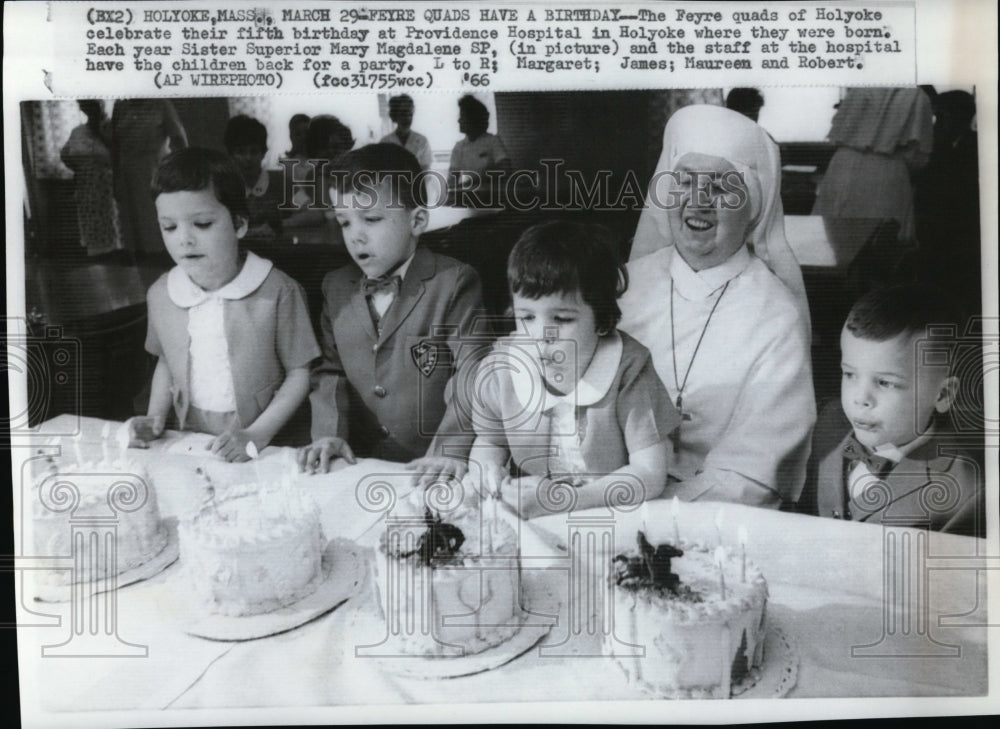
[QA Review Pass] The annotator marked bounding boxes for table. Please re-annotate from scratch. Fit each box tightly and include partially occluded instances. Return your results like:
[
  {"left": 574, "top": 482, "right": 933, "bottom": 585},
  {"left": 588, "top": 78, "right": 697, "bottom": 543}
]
[{"left": 16, "top": 417, "right": 994, "bottom": 724}]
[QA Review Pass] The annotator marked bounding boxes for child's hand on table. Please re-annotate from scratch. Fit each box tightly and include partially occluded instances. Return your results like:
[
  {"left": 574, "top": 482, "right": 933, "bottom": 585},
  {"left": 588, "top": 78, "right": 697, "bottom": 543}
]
[
  {"left": 502, "top": 474, "right": 581, "bottom": 519},
  {"left": 297, "top": 437, "right": 357, "bottom": 474},
  {"left": 405, "top": 456, "right": 468, "bottom": 490},
  {"left": 208, "top": 429, "right": 258, "bottom": 463},
  {"left": 124, "top": 415, "right": 165, "bottom": 449}
]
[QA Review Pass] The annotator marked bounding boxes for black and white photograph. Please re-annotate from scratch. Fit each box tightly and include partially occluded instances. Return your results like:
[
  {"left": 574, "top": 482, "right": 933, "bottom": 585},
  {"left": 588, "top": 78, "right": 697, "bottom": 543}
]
[{"left": 5, "top": 0, "right": 997, "bottom": 725}]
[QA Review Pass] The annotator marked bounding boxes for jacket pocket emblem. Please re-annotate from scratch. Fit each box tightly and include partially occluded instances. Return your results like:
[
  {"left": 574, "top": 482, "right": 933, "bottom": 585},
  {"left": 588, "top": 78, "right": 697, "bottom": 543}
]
[{"left": 411, "top": 340, "right": 438, "bottom": 377}]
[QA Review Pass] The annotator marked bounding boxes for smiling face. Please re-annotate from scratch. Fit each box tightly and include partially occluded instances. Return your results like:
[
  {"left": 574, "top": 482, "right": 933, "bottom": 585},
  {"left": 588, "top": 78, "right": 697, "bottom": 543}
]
[
  {"left": 511, "top": 289, "right": 600, "bottom": 394},
  {"left": 333, "top": 180, "right": 425, "bottom": 278},
  {"left": 667, "top": 152, "right": 754, "bottom": 271},
  {"left": 156, "top": 187, "right": 246, "bottom": 291},
  {"left": 840, "top": 328, "right": 955, "bottom": 449}
]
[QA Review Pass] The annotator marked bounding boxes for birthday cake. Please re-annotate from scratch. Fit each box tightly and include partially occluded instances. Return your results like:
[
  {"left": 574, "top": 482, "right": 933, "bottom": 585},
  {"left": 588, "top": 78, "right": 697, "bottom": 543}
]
[
  {"left": 371, "top": 505, "right": 522, "bottom": 657},
  {"left": 178, "top": 482, "right": 327, "bottom": 617},
  {"left": 32, "top": 453, "right": 168, "bottom": 587},
  {"left": 607, "top": 532, "right": 768, "bottom": 699}
]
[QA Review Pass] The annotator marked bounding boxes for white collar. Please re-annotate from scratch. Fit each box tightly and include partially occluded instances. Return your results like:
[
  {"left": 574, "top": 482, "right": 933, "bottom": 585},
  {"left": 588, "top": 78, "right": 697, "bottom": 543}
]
[
  {"left": 871, "top": 426, "right": 936, "bottom": 464},
  {"left": 247, "top": 169, "right": 269, "bottom": 198},
  {"left": 510, "top": 331, "right": 623, "bottom": 412},
  {"left": 669, "top": 245, "right": 752, "bottom": 300},
  {"left": 167, "top": 251, "right": 273, "bottom": 308}
]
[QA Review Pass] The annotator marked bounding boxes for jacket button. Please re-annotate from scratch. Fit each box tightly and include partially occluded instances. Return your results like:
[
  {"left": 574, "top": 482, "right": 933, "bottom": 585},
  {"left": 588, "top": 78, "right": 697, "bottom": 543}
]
[
  {"left": 373, "top": 385, "right": 387, "bottom": 398},
  {"left": 379, "top": 425, "right": 391, "bottom": 438},
  {"left": 372, "top": 343, "right": 379, "bottom": 353}
]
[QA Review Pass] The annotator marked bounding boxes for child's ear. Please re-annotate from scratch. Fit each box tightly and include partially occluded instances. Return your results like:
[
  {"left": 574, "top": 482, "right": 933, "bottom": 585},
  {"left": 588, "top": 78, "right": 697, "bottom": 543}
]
[
  {"left": 409, "top": 207, "right": 428, "bottom": 236},
  {"left": 934, "top": 375, "right": 959, "bottom": 413},
  {"left": 233, "top": 215, "right": 249, "bottom": 239}
]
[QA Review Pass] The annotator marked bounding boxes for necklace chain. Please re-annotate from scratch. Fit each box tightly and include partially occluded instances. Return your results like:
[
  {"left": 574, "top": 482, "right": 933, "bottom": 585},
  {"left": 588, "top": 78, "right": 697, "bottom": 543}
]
[{"left": 669, "top": 278, "right": 730, "bottom": 414}]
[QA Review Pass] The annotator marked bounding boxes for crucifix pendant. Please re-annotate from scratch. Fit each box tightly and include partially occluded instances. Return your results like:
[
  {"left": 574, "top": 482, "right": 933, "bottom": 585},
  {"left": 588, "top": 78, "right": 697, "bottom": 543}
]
[{"left": 670, "top": 394, "right": 692, "bottom": 449}]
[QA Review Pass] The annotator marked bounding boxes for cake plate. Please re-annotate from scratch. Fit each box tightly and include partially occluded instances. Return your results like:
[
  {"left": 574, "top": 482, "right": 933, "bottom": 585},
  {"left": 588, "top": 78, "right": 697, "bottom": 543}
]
[
  {"left": 33, "top": 517, "right": 180, "bottom": 603},
  {"left": 173, "top": 538, "right": 365, "bottom": 641},
  {"left": 348, "top": 568, "right": 561, "bottom": 679}
]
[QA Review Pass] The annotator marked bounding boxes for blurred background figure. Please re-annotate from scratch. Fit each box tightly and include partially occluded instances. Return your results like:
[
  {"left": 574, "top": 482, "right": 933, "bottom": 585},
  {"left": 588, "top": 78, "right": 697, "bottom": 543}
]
[
  {"left": 284, "top": 114, "right": 355, "bottom": 236},
  {"left": 726, "top": 88, "right": 765, "bottom": 122},
  {"left": 285, "top": 113, "right": 311, "bottom": 163},
  {"left": 811, "top": 87, "right": 934, "bottom": 240},
  {"left": 111, "top": 98, "right": 188, "bottom": 255},
  {"left": 381, "top": 95, "right": 432, "bottom": 171},
  {"left": 60, "top": 100, "right": 122, "bottom": 257},
  {"left": 224, "top": 114, "right": 283, "bottom": 240},
  {"left": 913, "top": 89, "right": 980, "bottom": 315},
  {"left": 448, "top": 95, "right": 512, "bottom": 200}
]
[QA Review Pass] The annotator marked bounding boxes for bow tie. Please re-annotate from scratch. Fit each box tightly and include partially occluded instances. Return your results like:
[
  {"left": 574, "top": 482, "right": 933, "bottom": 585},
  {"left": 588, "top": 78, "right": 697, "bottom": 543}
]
[
  {"left": 361, "top": 274, "right": 402, "bottom": 296},
  {"left": 841, "top": 435, "right": 895, "bottom": 479}
]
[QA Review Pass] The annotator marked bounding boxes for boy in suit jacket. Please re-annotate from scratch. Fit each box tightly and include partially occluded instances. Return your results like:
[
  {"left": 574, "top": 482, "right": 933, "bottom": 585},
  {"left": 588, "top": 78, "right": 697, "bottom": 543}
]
[
  {"left": 299, "top": 144, "right": 486, "bottom": 479},
  {"left": 803, "top": 285, "right": 983, "bottom": 536}
]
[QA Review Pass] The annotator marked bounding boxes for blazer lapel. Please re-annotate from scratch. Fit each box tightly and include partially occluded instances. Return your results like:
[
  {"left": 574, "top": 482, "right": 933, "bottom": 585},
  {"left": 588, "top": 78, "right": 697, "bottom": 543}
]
[
  {"left": 377, "top": 247, "right": 433, "bottom": 343},
  {"left": 347, "top": 269, "right": 378, "bottom": 342}
]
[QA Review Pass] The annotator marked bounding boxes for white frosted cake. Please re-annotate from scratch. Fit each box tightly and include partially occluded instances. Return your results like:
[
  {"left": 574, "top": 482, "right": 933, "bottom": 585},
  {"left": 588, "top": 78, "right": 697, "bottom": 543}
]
[
  {"left": 178, "top": 482, "right": 326, "bottom": 617},
  {"left": 607, "top": 532, "right": 768, "bottom": 699},
  {"left": 33, "top": 455, "right": 168, "bottom": 586},
  {"left": 372, "top": 506, "right": 522, "bottom": 657}
]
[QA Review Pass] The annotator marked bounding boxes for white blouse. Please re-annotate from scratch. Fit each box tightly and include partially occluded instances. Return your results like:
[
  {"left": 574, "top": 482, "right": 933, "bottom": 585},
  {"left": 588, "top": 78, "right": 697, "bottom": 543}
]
[{"left": 167, "top": 252, "right": 273, "bottom": 413}]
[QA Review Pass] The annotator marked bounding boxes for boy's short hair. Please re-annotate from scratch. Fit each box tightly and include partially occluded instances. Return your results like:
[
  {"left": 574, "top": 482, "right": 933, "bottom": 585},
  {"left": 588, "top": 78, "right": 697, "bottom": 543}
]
[
  {"left": 508, "top": 220, "right": 628, "bottom": 333},
  {"left": 331, "top": 143, "right": 425, "bottom": 210},
  {"left": 151, "top": 147, "right": 249, "bottom": 221},
  {"left": 388, "top": 94, "right": 415, "bottom": 120},
  {"left": 458, "top": 95, "right": 490, "bottom": 133},
  {"left": 306, "top": 115, "right": 355, "bottom": 159},
  {"left": 845, "top": 284, "right": 963, "bottom": 363},
  {"left": 289, "top": 113, "right": 310, "bottom": 128},
  {"left": 223, "top": 115, "right": 267, "bottom": 153}
]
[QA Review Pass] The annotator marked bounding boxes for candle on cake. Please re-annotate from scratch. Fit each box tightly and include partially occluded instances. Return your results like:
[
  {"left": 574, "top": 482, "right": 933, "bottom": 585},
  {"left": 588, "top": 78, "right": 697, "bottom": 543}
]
[
  {"left": 714, "top": 545, "right": 727, "bottom": 600},
  {"left": 714, "top": 507, "right": 724, "bottom": 547},
  {"left": 738, "top": 526, "right": 748, "bottom": 583},
  {"left": 100, "top": 422, "right": 113, "bottom": 463},
  {"left": 671, "top": 496, "right": 680, "bottom": 544},
  {"left": 116, "top": 424, "right": 130, "bottom": 465}
]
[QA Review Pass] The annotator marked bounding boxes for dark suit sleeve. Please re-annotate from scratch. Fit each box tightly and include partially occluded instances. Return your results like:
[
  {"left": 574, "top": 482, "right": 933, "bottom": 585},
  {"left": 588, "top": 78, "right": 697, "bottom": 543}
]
[
  {"left": 309, "top": 277, "right": 351, "bottom": 442},
  {"left": 426, "top": 264, "right": 489, "bottom": 459},
  {"left": 799, "top": 399, "right": 850, "bottom": 516}
]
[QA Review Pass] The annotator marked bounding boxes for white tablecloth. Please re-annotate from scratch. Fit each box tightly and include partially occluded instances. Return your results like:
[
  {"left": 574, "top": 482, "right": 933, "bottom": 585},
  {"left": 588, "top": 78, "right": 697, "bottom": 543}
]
[{"left": 16, "top": 417, "right": 992, "bottom": 722}]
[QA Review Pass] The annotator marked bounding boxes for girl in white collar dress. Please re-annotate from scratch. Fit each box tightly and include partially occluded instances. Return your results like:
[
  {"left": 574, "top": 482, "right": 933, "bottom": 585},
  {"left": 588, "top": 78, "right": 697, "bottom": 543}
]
[
  {"left": 467, "top": 221, "right": 678, "bottom": 518},
  {"left": 127, "top": 148, "right": 320, "bottom": 461}
]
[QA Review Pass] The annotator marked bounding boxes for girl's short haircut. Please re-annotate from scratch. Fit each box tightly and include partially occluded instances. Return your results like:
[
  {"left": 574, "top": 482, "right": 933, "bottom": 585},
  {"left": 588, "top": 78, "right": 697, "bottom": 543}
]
[
  {"left": 150, "top": 147, "right": 249, "bottom": 221},
  {"left": 306, "top": 115, "right": 355, "bottom": 159},
  {"left": 223, "top": 114, "right": 267, "bottom": 153},
  {"left": 331, "top": 143, "right": 426, "bottom": 210},
  {"left": 508, "top": 220, "right": 628, "bottom": 333}
]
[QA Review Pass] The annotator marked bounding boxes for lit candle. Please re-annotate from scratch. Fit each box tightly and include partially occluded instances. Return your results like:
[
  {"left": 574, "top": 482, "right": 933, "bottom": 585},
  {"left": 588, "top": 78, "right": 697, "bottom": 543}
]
[
  {"left": 72, "top": 435, "right": 84, "bottom": 465},
  {"left": 116, "top": 424, "right": 130, "bottom": 465},
  {"left": 100, "top": 422, "right": 112, "bottom": 463},
  {"left": 641, "top": 499, "right": 650, "bottom": 536},
  {"left": 671, "top": 496, "right": 680, "bottom": 545},
  {"left": 738, "top": 526, "right": 748, "bottom": 583},
  {"left": 714, "top": 507, "right": 724, "bottom": 547},
  {"left": 714, "top": 545, "right": 727, "bottom": 600}
]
